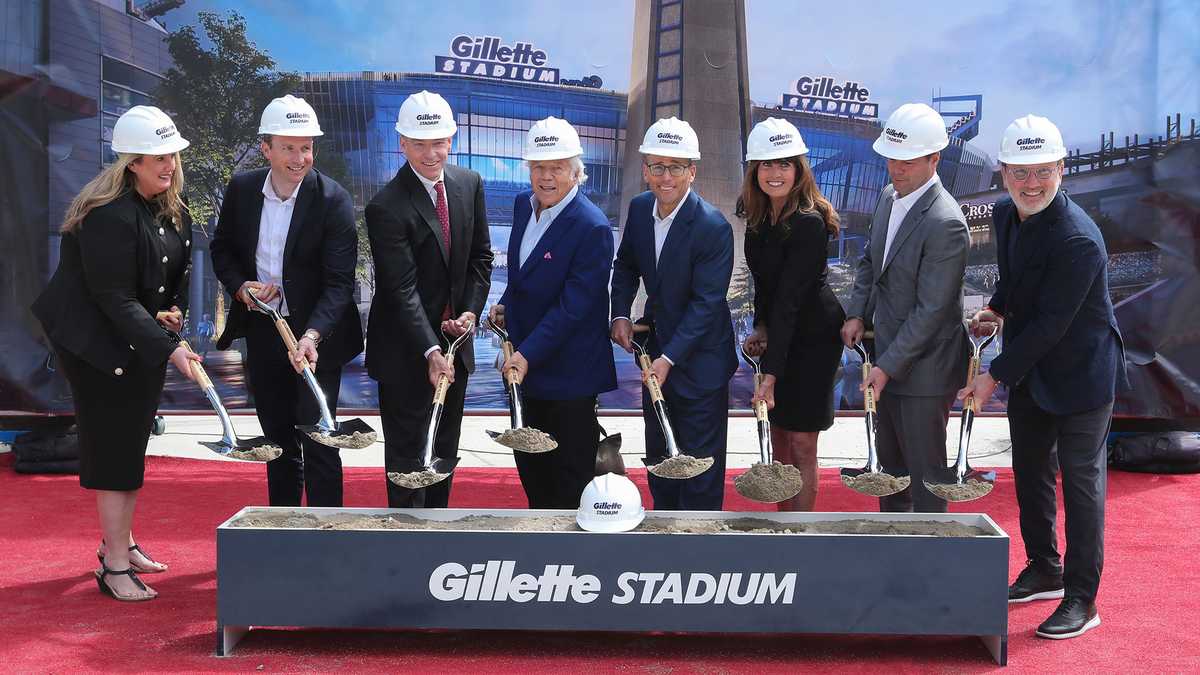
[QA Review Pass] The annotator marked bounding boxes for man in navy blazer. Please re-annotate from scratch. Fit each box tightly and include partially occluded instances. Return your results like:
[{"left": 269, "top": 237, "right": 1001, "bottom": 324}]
[
  {"left": 962, "top": 115, "right": 1128, "bottom": 640},
  {"left": 490, "top": 117, "right": 617, "bottom": 508},
  {"left": 611, "top": 117, "right": 737, "bottom": 511}
]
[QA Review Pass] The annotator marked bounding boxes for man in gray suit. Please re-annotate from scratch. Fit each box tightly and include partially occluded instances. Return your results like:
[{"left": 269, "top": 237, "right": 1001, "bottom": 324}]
[{"left": 842, "top": 103, "right": 970, "bottom": 513}]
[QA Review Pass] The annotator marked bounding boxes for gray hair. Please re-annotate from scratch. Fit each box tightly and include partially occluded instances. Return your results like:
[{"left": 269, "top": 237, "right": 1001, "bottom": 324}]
[{"left": 526, "top": 156, "right": 588, "bottom": 185}]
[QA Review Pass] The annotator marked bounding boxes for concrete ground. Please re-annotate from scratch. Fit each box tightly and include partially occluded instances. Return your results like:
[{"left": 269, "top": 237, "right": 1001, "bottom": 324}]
[{"left": 142, "top": 412, "right": 1014, "bottom": 469}]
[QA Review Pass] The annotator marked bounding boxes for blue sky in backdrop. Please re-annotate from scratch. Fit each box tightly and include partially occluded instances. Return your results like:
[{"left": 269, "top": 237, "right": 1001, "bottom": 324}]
[{"left": 168, "top": 0, "right": 1199, "bottom": 154}]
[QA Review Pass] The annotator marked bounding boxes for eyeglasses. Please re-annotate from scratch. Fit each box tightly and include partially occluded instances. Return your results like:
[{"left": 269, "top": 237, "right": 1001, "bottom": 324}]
[
  {"left": 1006, "top": 165, "right": 1059, "bottom": 181},
  {"left": 645, "top": 162, "right": 691, "bottom": 177}
]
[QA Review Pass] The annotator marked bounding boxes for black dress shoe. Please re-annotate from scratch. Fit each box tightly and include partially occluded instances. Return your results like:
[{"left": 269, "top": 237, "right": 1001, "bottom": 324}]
[
  {"left": 1009, "top": 560, "right": 1064, "bottom": 603},
  {"left": 1036, "top": 597, "right": 1100, "bottom": 639}
]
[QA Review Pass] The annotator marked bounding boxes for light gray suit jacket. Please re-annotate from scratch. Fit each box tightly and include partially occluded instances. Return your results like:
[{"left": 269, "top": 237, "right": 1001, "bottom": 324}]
[{"left": 846, "top": 181, "right": 970, "bottom": 397}]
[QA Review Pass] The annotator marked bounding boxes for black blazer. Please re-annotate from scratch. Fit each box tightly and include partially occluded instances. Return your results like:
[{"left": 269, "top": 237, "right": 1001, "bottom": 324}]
[
  {"left": 209, "top": 168, "right": 362, "bottom": 367},
  {"left": 987, "top": 191, "right": 1129, "bottom": 414},
  {"left": 364, "top": 163, "right": 493, "bottom": 383},
  {"left": 744, "top": 211, "right": 846, "bottom": 376},
  {"left": 33, "top": 190, "right": 190, "bottom": 376}
]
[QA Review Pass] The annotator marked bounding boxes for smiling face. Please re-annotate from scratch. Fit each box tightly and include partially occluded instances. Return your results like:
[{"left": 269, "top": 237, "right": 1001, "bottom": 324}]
[
  {"left": 642, "top": 154, "right": 696, "bottom": 215},
  {"left": 261, "top": 135, "right": 315, "bottom": 192},
  {"left": 755, "top": 158, "right": 797, "bottom": 205},
  {"left": 127, "top": 153, "right": 178, "bottom": 198},
  {"left": 1002, "top": 160, "right": 1064, "bottom": 220},
  {"left": 401, "top": 135, "right": 453, "bottom": 181},
  {"left": 528, "top": 158, "right": 576, "bottom": 209}
]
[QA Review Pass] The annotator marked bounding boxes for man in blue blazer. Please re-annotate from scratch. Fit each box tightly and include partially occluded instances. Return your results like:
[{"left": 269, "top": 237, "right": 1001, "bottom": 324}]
[
  {"left": 611, "top": 117, "right": 737, "bottom": 511},
  {"left": 961, "top": 115, "right": 1128, "bottom": 640},
  {"left": 490, "top": 117, "right": 617, "bottom": 508}
]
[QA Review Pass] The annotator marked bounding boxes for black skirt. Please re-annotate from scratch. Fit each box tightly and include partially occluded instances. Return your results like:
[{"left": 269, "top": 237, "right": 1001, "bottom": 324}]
[
  {"left": 768, "top": 328, "right": 844, "bottom": 433},
  {"left": 52, "top": 341, "right": 166, "bottom": 491}
]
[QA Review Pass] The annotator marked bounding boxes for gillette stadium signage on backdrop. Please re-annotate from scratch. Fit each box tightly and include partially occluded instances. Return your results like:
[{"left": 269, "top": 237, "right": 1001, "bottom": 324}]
[
  {"left": 780, "top": 76, "right": 879, "bottom": 120},
  {"left": 436, "top": 34, "right": 560, "bottom": 84}
]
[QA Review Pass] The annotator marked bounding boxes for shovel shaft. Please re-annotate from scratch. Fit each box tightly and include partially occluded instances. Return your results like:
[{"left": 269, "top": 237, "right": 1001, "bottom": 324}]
[
  {"left": 432, "top": 373, "right": 450, "bottom": 405},
  {"left": 299, "top": 366, "right": 338, "bottom": 431},
  {"left": 756, "top": 419, "right": 772, "bottom": 465},
  {"left": 422, "top": 400, "right": 444, "bottom": 467},
  {"left": 507, "top": 379, "right": 525, "bottom": 429},
  {"left": 500, "top": 340, "right": 521, "bottom": 386},
  {"left": 652, "top": 398, "right": 682, "bottom": 458},
  {"left": 179, "top": 340, "right": 237, "bottom": 448},
  {"left": 955, "top": 408, "right": 975, "bottom": 478},
  {"left": 639, "top": 354, "right": 665, "bottom": 402}
]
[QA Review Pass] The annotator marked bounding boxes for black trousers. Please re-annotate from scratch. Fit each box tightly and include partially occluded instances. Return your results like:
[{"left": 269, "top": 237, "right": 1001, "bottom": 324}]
[
  {"left": 244, "top": 314, "right": 344, "bottom": 507},
  {"left": 1009, "top": 385, "right": 1112, "bottom": 603},
  {"left": 875, "top": 391, "right": 956, "bottom": 513},
  {"left": 379, "top": 365, "right": 469, "bottom": 508},
  {"left": 514, "top": 395, "right": 599, "bottom": 509},
  {"left": 643, "top": 383, "right": 728, "bottom": 511}
]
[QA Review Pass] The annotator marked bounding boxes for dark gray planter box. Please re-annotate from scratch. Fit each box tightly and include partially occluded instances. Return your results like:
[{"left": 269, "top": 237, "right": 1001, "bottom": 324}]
[{"left": 216, "top": 508, "right": 1009, "bottom": 664}]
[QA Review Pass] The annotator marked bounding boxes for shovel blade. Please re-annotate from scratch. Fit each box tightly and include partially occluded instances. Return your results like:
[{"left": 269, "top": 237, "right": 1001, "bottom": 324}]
[
  {"left": 923, "top": 469, "right": 996, "bottom": 502},
  {"left": 200, "top": 438, "right": 283, "bottom": 462},
  {"left": 299, "top": 418, "right": 377, "bottom": 449},
  {"left": 839, "top": 467, "right": 911, "bottom": 497}
]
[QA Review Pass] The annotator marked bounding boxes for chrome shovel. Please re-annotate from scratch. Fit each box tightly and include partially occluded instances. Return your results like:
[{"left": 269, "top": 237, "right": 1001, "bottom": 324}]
[
  {"left": 840, "top": 335, "right": 910, "bottom": 497},
  {"left": 482, "top": 317, "right": 558, "bottom": 453},
  {"left": 179, "top": 339, "right": 281, "bottom": 462},
  {"left": 733, "top": 342, "right": 803, "bottom": 504},
  {"left": 630, "top": 324, "right": 712, "bottom": 480}
]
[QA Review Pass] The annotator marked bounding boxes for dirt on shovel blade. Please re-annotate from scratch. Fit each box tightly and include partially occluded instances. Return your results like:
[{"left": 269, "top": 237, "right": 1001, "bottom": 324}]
[
  {"left": 227, "top": 445, "right": 282, "bottom": 462},
  {"left": 649, "top": 454, "right": 714, "bottom": 478},
  {"left": 926, "top": 478, "right": 994, "bottom": 502},
  {"left": 493, "top": 427, "right": 557, "bottom": 453},
  {"left": 387, "top": 470, "right": 447, "bottom": 489},
  {"left": 307, "top": 429, "right": 376, "bottom": 449},
  {"left": 841, "top": 471, "right": 911, "bottom": 496},
  {"left": 734, "top": 462, "right": 804, "bottom": 502}
]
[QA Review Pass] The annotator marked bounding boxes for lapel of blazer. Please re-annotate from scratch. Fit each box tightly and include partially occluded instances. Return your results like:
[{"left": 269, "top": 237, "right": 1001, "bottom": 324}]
[
  {"left": 870, "top": 191, "right": 892, "bottom": 279},
  {"left": 881, "top": 183, "right": 941, "bottom": 275},
  {"left": 509, "top": 194, "right": 532, "bottom": 281},
  {"left": 444, "top": 167, "right": 468, "bottom": 273},
  {"left": 245, "top": 170, "right": 267, "bottom": 270},
  {"left": 282, "top": 171, "right": 317, "bottom": 273},
  {"left": 653, "top": 191, "right": 698, "bottom": 292},
  {"left": 402, "top": 163, "right": 449, "bottom": 267},
  {"left": 522, "top": 192, "right": 581, "bottom": 276}
]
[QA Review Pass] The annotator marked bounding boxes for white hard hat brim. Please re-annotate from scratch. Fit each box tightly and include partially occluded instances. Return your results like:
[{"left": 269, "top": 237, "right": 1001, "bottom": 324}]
[
  {"left": 112, "top": 136, "right": 191, "bottom": 155},
  {"left": 872, "top": 135, "right": 948, "bottom": 161},
  {"left": 997, "top": 149, "right": 1068, "bottom": 165},
  {"left": 746, "top": 146, "right": 809, "bottom": 161}
]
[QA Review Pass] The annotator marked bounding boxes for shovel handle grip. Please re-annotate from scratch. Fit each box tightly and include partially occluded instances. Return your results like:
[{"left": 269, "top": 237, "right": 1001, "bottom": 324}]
[
  {"left": 860, "top": 362, "right": 877, "bottom": 414},
  {"left": 965, "top": 353, "right": 982, "bottom": 414},
  {"left": 273, "top": 317, "right": 313, "bottom": 372},
  {"left": 752, "top": 372, "right": 769, "bottom": 420},
  {"left": 178, "top": 340, "right": 213, "bottom": 389},
  {"left": 638, "top": 353, "right": 665, "bottom": 402},
  {"left": 433, "top": 373, "right": 450, "bottom": 405},
  {"left": 501, "top": 340, "right": 521, "bottom": 385}
]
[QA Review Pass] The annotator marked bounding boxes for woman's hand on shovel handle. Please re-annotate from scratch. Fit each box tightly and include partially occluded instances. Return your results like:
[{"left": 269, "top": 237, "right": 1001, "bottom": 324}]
[
  {"left": 169, "top": 344, "right": 203, "bottom": 383},
  {"left": 752, "top": 373, "right": 776, "bottom": 410},
  {"left": 156, "top": 306, "right": 183, "bottom": 332}
]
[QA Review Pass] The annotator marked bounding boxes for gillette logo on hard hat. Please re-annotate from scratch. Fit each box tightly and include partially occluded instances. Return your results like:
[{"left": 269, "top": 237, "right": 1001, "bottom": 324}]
[
  {"left": 657, "top": 132, "right": 684, "bottom": 143},
  {"left": 155, "top": 125, "right": 176, "bottom": 138},
  {"left": 884, "top": 128, "right": 908, "bottom": 141},
  {"left": 1016, "top": 137, "right": 1047, "bottom": 148},
  {"left": 534, "top": 135, "right": 559, "bottom": 146}
]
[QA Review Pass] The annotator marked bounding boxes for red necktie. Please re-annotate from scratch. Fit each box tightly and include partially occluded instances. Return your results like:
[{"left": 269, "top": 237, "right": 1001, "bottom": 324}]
[{"left": 435, "top": 180, "right": 452, "bottom": 320}]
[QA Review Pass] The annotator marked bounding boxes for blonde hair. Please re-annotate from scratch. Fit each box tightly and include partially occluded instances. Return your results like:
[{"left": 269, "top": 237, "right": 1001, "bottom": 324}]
[{"left": 61, "top": 153, "right": 187, "bottom": 233}]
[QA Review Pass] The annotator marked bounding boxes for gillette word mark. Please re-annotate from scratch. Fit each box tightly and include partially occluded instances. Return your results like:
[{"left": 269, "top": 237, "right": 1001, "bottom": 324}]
[
  {"left": 428, "top": 561, "right": 796, "bottom": 605},
  {"left": 436, "top": 34, "right": 559, "bottom": 84}
]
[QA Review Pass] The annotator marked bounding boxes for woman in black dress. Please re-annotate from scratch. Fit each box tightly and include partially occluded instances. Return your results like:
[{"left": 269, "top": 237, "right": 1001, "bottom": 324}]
[
  {"left": 33, "top": 106, "right": 200, "bottom": 601},
  {"left": 739, "top": 118, "right": 846, "bottom": 511}
]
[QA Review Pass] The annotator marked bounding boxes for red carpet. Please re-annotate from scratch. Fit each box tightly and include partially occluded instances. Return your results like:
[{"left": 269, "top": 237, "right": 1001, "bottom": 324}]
[{"left": 1, "top": 453, "right": 1198, "bottom": 672}]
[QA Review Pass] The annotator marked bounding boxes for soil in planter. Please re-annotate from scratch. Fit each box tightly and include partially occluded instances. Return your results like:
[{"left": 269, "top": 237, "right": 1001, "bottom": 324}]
[
  {"left": 926, "top": 478, "right": 994, "bottom": 502},
  {"left": 493, "top": 427, "right": 558, "bottom": 453},
  {"left": 227, "top": 445, "right": 282, "bottom": 462},
  {"left": 648, "top": 454, "right": 714, "bottom": 478},
  {"left": 387, "top": 470, "right": 449, "bottom": 489},
  {"left": 307, "top": 430, "right": 377, "bottom": 449},
  {"left": 734, "top": 462, "right": 804, "bottom": 503},
  {"left": 840, "top": 471, "right": 911, "bottom": 496}
]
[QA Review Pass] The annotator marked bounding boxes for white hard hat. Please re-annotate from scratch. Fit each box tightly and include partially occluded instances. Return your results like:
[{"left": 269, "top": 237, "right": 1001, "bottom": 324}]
[
  {"left": 577, "top": 473, "right": 645, "bottom": 533},
  {"left": 638, "top": 117, "right": 701, "bottom": 160},
  {"left": 998, "top": 114, "right": 1067, "bottom": 165},
  {"left": 872, "top": 103, "right": 949, "bottom": 161},
  {"left": 258, "top": 94, "right": 323, "bottom": 137},
  {"left": 110, "top": 105, "right": 189, "bottom": 155},
  {"left": 746, "top": 117, "right": 808, "bottom": 161},
  {"left": 523, "top": 116, "right": 583, "bottom": 161},
  {"left": 396, "top": 90, "right": 458, "bottom": 139}
]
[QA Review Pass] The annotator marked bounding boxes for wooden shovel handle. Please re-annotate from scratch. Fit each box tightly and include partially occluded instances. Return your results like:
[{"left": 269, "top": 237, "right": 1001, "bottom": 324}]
[
  {"left": 965, "top": 353, "right": 982, "bottom": 414},
  {"left": 272, "top": 317, "right": 313, "bottom": 372},
  {"left": 501, "top": 340, "right": 521, "bottom": 385},
  {"left": 752, "top": 372, "right": 769, "bottom": 421},
  {"left": 861, "top": 362, "right": 877, "bottom": 414},
  {"left": 178, "top": 340, "right": 213, "bottom": 389},
  {"left": 433, "top": 373, "right": 450, "bottom": 405},
  {"left": 638, "top": 353, "right": 665, "bottom": 402}
]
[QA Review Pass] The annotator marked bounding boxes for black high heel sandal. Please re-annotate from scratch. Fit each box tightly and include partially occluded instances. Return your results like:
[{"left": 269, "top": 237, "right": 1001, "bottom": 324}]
[
  {"left": 95, "top": 561, "right": 156, "bottom": 602},
  {"left": 96, "top": 541, "right": 167, "bottom": 574}
]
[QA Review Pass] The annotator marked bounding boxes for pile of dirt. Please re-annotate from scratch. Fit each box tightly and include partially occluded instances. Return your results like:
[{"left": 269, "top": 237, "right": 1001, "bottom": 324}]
[
  {"left": 307, "top": 429, "right": 376, "bottom": 449},
  {"left": 387, "top": 470, "right": 448, "bottom": 488},
  {"left": 492, "top": 427, "right": 558, "bottom": 453},
  {"left": 925, "top": 478, "right": 994, "bottom": 502},
  {"left": 840, "top": 471, "right": 910, "bottom": 496},
  {"left": 734, "top": 462, "right": 804, "bottom": 503},
  {"left": 648, "top": 454, "right": 714, "bottom": 478},
  {"left": 227, "top": 445, "right": 282, "bottom": 462}
]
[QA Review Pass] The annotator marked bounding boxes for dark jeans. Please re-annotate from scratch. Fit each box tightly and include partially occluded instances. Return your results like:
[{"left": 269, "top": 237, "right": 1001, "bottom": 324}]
[
  {"left": 1009, "top": 385, "right": 1112, "bottom": 603},
  {"left": 514, "top": 395, "right": 600, "bottom": 509}
]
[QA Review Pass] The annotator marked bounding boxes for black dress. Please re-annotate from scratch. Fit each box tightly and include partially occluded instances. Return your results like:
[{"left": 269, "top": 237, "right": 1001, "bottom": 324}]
[
  {"left": 744, "top": 211, "right": 846, "bottom": 432},
  {"left": 33, "top": 191, "right": 190, "bottom": 490}
]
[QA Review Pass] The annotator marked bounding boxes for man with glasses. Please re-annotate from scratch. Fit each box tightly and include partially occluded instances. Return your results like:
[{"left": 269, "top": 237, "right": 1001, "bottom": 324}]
[
  {"left": 611, "top": 117, "right": 737, "bottom": 511},
  {"left": 960, "top": 114, "right": 1127, "bottom": 640}
]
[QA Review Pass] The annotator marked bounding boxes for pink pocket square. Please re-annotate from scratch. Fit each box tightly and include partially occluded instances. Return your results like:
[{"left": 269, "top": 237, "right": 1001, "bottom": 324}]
[{"left": 543, "top": 252, "right": 552, "bottom": 260}]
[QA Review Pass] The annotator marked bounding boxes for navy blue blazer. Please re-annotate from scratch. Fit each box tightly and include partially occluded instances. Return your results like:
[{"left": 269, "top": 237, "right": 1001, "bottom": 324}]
[
  {"left": 987, "top": 191, "right": 1129, "bottom": 414},
  {"left": 611, "top": 190, "right": 737, "bottom": 398},
  {"left": 499, "top": 189, "right": 617, "bottom": 400}
]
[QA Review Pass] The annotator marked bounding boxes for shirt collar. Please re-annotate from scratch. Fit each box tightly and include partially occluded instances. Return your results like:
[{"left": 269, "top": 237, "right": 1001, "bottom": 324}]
[
  {"left": 652, "top": 188, "right": 691, "bottom": 227},
  {"left": 411, "top": 165, "right": 445, "bottom": 192},
  {"left": 894, "top": 173, "right": 939, "bottom": 210},
  {"left": 262, "top": 171, "right": 302, "bottom": 204},
  {"left": 529, "top": 184, "right": 579, "bottom": 221}
]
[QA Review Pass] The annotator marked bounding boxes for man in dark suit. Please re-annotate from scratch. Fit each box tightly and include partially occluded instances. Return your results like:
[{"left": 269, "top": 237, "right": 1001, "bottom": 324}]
[
  {"left": 842, "top": 103, "right": 971, "bottom": 513},
  {"left": 611, "top": 117, "right": 737, "bottom": 511},
  {"left": 365, "top": 90, "right": 493, "bottom": 508},
  {"left": 489, "top": 116, "right": 617, "bottom": 508},
  {"left": 210, "top": 95, "right": 362, "bottom": 507},
  {"left": 962, "top": 115, "right": 1128, "bottom": 640}
]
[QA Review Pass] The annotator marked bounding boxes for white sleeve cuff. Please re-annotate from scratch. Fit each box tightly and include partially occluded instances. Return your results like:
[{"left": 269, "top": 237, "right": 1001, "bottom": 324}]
[
  {"left": 423, "top": 345, "right": 442, "bottom": 359},
  {"left": 660, "top": 353, "right": 675, "bottom": 366},
  {"left": 610, "top": 316, "right": 631, "bottom": 325}
]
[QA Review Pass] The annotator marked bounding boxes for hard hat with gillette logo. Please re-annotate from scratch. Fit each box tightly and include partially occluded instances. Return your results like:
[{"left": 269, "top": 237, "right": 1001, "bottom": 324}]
[
  {"left": 872, "top": 103, "right": 949, "bottom": 161},
  {"left": 638, "top": 117, "right": 701, "bottom": 160},
  {"left": 524, "top": 116, "right": 583, "bottom": 161},
  {"left": 258, "top": 95, "right": 323, "bottom": 137},
  {"left": 577, "top": 473, "right": 645, "bottom": 533},
  {"left": 396, "top": 90, "right": 458, "bottom": 139},
  {"left": 998, "top": 114, "right": 1067, "bottom": 165},
  {"left": 746, "top": 117, "right": 808, "bottom": 161},
  {"left": 110, "top": 106, "right": 190, "bottom": 155}
]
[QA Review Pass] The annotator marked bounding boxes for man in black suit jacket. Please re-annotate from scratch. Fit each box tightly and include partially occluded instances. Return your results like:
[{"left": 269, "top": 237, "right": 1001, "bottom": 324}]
[
  {"left": 210, "top": 96, "right": 362, "bottom": 507},
  {"left": 365, "top": 90, "right": 493, "bottom": 508},
  {"left": 962, "top": 115, "right": 1128, "bottom": 640}
]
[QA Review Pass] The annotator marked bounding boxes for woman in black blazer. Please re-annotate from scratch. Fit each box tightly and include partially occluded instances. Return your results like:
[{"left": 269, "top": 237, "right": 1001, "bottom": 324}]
[
  {"left": 739, "top": 118, "right": 846, "bottom": 511},
  {"left": 32, "top": 106, "right": 200, "bottom": 601}
]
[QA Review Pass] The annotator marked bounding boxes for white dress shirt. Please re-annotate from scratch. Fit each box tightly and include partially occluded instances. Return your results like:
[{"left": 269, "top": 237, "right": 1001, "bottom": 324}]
[
  {"left": 882, "top": 173, "right": 940, "bottom": 266},
  {"left": 411, "top": 166, "right": 450, "bottom": 359},
  {"left": 520, "top": 184, "right": 578, "bottom": 267},
  {"left": 653, "top": 188, "right": 690, "bottom": 266},
  {"left": 256, "top": 172, "right": 302, "bottom": 316}
]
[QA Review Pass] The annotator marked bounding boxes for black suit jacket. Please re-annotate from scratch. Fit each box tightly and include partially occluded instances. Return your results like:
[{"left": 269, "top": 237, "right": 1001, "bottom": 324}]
[
  {"left": 987, "top": 191, "right": 1129, "bottom": 414},
  {"left": 744, "top": 211, "right": 846, "bottom": 377},
  {"left": 209, "top": 168, "right": 363, "bottom": 366},
  {"left": 33, "top": 190, "right": 190, "bottom": 375},
  {"left": 364, "top": 163, "right": 493, "bottom": 383}
]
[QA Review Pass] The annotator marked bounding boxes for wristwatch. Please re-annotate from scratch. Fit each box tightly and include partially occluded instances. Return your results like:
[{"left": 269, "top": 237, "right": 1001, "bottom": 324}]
[{"left": 302, "top": 329, "right": 322, "bottom": 345}]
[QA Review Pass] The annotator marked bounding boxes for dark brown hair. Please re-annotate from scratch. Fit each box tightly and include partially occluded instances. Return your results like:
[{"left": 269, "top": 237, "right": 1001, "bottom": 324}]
[{"left": 736, "top": 155, "right": 839, "bottom": 237}]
